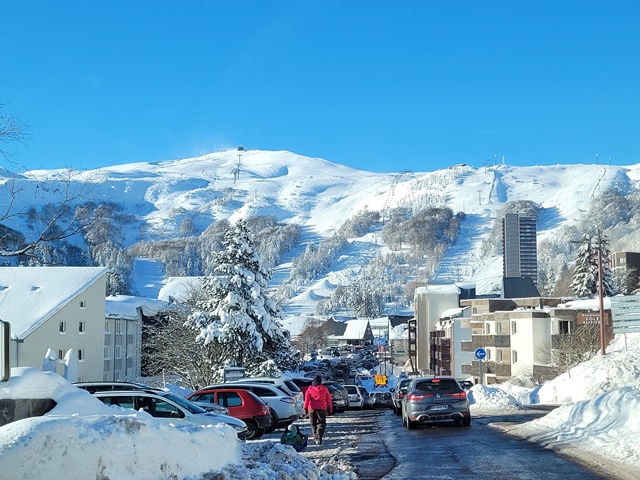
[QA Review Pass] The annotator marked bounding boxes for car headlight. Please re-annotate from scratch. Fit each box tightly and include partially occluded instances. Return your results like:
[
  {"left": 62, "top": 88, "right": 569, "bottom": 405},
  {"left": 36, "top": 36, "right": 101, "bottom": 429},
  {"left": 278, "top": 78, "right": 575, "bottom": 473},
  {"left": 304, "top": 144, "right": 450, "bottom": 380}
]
[{"left": 228, "top": 423, "right": 247, "bottom": 432}]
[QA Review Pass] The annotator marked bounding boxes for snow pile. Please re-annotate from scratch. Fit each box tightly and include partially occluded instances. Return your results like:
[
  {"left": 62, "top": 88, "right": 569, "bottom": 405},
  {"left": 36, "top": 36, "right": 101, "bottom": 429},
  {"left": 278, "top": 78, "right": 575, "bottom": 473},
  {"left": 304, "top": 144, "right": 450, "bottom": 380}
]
[
  {"left": 495, "top": 333, "right": 640, "bottom": 469},
  {"left": 0, "top": 368, "right": 353, "bottom": 480},
  {"left": 513, "top": 387, "right": 640, "bottom": 468},
  {"left": 468, "top": 384, "right": 523, "bottom": 412},
  {"left": 536, "top": 334, "right": 640, "bottom": 404}
]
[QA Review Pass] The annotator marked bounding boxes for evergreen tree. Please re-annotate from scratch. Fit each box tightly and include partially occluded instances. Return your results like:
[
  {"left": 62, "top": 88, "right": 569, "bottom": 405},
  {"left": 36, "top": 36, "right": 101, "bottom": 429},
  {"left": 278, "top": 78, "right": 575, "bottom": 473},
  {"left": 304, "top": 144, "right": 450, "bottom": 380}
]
[
  {"left": 570, "top": 233, "right": 618, "bottom": 298},
  {"left": 186, "top": 219, "right": 295, "bottom": 373}
]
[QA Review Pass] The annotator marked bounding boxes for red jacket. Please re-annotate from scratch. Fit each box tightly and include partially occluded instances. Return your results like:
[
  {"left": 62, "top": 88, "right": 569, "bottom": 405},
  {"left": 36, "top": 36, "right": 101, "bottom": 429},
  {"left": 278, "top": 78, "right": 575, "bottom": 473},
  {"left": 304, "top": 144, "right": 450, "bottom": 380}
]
[{"left": 304, "top": 384, "right": 333, "bottom": 412}]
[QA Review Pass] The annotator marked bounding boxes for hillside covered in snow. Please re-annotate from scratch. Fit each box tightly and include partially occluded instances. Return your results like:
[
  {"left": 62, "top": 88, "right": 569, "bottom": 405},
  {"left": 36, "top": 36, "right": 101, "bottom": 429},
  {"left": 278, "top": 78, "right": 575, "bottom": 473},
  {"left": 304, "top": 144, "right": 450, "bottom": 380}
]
[{"left": 3, "top": 150, "right": 640, "bottom": 308}]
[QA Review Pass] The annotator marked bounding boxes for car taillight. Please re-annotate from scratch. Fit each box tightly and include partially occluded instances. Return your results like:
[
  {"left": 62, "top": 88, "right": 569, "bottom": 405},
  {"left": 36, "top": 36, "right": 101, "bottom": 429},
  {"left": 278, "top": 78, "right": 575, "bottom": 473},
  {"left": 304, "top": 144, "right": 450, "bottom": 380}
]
[
  {"left": 445, "top": 391, "right": 467, "bottom": 399},
  {"left": 262, "top": 405, "right": 270, "bottom": 415},
  {"left": 408, "top": 393, "right": 434, "bottom": 401}
]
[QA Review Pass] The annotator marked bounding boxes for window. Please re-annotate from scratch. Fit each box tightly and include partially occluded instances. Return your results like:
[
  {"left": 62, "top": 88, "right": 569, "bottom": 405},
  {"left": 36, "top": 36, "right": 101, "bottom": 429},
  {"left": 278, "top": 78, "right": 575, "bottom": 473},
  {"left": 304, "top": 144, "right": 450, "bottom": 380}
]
[
  {"left": 58, "top": 349, "right": 64, "bottom": 360},
  {"left": 485, "top": 323, "right": 491, "bottom": 335},
  {"left": 512, "top": 350, "right": 518, "bottom": 364},
  {"left": 115, "top": 345, "right": 122, "bottom": 359},
  {"left": 219, "top": 392, "right": 243, "bottom": 408},
  {"left": 79, "top": 321, "right": 85, "bottom": 334},
  {"left": 497, "top": 350, "right": 503, "bottom": 362},
  {"left": 486, "top": 349, "right": 491, "bottom": 360},
  {"left": 252, "top": 387, "right": 276, "bottom": 397},
  {"left": 191, "top": 393, "right": 216, "bottom": 404},
  {"left": 78, "top": 349, "right": 85, "bottom": 362},
  {"left": 59, "top": 321, "right": 66, "bottom": 334},
  {"left": 79, "top": 301, "right": 86, "bottom": 309},
  {"left": 116, "top": 321, "right": 122, "bottom": 334},
  {"left": 496, "top": 322, "right": 502, "bottom": 334},
  {"left": 146, "top": 397, "right": 182, "bottom": 418},
  {"left": 511, "top": 321, "right": 517, "bottom": 334},
  {"left": 105, "top": 321, "right": 110, "bottom": 333},
  {"left": 104, "top": 346, "right": 110, "bottom": 359}
]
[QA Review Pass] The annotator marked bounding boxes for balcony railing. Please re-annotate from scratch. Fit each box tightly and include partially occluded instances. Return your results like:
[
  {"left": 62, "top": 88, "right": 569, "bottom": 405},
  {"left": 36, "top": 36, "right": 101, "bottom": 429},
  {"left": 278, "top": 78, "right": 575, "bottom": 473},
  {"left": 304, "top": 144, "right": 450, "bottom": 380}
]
[{"left": 461, "top": 335, "right": 510, "bottom": 351}]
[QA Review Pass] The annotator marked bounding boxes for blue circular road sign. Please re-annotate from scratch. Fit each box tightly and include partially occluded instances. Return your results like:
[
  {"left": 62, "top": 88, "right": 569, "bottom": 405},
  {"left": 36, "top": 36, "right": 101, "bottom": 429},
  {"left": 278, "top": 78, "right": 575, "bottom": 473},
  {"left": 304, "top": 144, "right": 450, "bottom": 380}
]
[{"left": 474, "top": 348, "right": 487, "bottom": 360}]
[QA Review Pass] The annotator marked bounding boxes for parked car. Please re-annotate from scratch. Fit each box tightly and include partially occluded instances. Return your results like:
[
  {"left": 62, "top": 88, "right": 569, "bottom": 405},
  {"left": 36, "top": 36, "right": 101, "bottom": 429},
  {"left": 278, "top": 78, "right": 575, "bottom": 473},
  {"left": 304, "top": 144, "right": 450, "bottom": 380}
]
[
  {"left": 401, "top": 377, "right": 471, "bottom": 429},
  {"left": 93, "top": 389, "right": 248, "bottom": 439},
  {"left": 202, "top": 383, "right": 301, "bottom": 431},
  {"left": 343, "top": 384, "right": 363, "bottom": 409},
  {"left": 391, "top": 378, "right": 412, "bottom": 415},
  {"left": 324, "top": 384, "right": 347, "bottom": 413},
  {"left": 225, "top": 377, "right": 304, "bottom": 419},
  {"left": 73, "top": 381, "right": 158, "bottom": 393},
  {"left": 371, "top": 391, "right": 393, "bottom": 409},
  {"left": 74, "top": 381, "right": 231, "bottom": 414},
  {"left": 334, "top": 369, "right": 345, "bottom": 378},
  {"left": 358, "top": 386, "right": 373, "bottom": 409},
  {"left": 323, "top": 381, "right": 350, "bottom": 410},
  {"left": 289, "top": 377, "right": 313, "bottom": 398},
  {"left": 186, "top": 388, "right": 273, "bottom": 439},
  {"left": 227, "top": 377, "right": 303, "bottom": 403}
]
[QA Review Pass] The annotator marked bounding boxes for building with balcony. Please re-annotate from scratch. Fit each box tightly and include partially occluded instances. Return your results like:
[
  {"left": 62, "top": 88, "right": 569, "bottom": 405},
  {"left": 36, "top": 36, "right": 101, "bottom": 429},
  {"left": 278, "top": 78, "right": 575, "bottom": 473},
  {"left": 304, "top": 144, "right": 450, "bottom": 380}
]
[{"left": 459, "top": 296, "right": 613, "bottom": 384}]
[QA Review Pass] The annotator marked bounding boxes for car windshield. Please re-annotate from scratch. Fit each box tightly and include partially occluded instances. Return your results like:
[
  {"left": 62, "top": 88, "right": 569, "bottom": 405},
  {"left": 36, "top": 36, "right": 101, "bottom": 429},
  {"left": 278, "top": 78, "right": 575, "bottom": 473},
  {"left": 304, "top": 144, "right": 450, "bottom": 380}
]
[
  {"left": 415, "top": 379, "right": 459, "bottom": 392},
  {"left": 164, "top": 393, "right": 207, "bottom": 414}
]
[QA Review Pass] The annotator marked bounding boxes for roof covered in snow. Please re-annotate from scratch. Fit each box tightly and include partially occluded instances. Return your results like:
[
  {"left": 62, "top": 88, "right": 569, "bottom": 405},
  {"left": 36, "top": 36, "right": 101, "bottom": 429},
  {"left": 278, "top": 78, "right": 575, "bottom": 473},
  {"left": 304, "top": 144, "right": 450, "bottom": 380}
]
[
  {"left": 157, "top": 276, "right": 203, "bottom": 303},
  {"left": 416, "top": 283, "right": 461, "bottom": 296},
  {"left": 0, "top": 266, "right": 108, "bottom": 339},
  {"left": 106, "top": 295, "right": 170, "bottom": 320}
]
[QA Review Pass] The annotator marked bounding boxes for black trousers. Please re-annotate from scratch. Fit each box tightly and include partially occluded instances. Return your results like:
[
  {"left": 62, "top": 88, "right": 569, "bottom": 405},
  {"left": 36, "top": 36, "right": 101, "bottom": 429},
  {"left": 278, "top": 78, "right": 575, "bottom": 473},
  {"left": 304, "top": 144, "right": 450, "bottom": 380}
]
[{"left": 309, "top": 409, "right": 328, "bottom": 441}]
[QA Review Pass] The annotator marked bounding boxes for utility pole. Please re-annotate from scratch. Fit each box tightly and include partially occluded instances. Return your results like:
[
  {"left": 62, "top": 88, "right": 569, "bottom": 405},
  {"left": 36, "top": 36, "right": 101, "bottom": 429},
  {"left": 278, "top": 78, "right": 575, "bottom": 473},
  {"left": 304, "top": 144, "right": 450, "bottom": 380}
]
[{"left": 596, "top": 230, "right": 607, "bottom": 355}]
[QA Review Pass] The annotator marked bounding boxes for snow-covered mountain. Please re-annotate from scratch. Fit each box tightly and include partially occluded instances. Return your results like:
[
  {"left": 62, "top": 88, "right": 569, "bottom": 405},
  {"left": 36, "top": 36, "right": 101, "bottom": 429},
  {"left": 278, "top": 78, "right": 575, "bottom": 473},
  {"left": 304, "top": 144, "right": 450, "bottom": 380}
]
[{"left": 5, "top": 150, "right": 640, "bottom": 302}]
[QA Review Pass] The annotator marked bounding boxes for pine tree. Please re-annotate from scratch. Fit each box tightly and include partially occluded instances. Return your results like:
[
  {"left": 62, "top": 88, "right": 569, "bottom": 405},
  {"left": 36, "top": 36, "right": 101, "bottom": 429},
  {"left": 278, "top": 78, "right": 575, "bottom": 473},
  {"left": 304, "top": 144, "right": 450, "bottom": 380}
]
[
  {"left": 570, "top": 233, "right": 618, "bottom": 298},
  {"left": 186, "top": 219, "right": 295, "bottom": 373}
]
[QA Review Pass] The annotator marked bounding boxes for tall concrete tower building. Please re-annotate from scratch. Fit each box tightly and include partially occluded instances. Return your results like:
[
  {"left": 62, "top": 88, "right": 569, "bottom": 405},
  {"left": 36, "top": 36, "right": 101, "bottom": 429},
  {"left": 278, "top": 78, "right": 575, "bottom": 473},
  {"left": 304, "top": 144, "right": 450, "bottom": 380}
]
[{"left": 502, "top": 213, "right": 538, "bottom": 285}]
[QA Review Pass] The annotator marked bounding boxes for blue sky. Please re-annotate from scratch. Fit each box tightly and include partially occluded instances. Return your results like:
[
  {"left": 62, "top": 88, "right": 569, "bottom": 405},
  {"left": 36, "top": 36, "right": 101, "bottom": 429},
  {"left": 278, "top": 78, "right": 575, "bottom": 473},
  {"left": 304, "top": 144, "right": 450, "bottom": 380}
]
[{"left": 2, "top": 1, "right": 640, "bottom": 173}]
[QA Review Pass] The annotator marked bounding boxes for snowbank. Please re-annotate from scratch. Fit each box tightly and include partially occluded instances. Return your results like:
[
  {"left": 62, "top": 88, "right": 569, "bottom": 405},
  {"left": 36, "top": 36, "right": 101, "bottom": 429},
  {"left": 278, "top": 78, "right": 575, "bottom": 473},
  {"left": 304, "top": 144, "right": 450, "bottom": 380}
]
[
  {"left": 468, "top": 384, "right": 523, "bottom": 412},
  {"left": 512, "top": 387, "right": 640, "bottom": 468},
  {"left": 0, "top": 368, "right": 354, "bottom": 480}
]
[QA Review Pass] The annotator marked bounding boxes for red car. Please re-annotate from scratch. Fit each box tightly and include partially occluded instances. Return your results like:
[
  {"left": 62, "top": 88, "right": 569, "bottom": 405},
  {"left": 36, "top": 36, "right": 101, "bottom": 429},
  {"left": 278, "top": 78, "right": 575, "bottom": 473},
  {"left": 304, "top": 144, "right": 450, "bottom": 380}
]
[{"left": 187, "top": 388, "right": 273, "bottom": 439}]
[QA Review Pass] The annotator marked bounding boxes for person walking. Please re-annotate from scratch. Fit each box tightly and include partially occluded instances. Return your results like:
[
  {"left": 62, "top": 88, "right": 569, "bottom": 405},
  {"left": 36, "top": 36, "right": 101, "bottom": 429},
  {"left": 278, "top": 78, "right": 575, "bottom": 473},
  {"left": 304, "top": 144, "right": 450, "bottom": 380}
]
[{"left": 304, "top": 375, "right": 333, "bottom": 445}]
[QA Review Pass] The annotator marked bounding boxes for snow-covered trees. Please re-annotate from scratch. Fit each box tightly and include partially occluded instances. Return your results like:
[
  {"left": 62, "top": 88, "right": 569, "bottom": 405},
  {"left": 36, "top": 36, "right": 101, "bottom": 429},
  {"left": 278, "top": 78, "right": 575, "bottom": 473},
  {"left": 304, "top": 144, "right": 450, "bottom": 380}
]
[
  {"left": 570, "top": 233, "right": 618, "bottom": 298},
  {"left": 142, "top": 296, "right": 226, "bottom": 389},
  {"left": 186, "top": 219, "right": 297, "bottom": 374}
]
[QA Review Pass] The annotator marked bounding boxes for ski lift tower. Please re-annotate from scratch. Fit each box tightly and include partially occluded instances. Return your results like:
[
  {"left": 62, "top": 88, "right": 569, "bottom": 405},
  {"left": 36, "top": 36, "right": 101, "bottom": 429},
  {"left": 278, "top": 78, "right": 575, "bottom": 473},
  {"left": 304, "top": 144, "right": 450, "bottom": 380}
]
[{"left": 233, "top": 146, "right": 244, "bottom": 184}]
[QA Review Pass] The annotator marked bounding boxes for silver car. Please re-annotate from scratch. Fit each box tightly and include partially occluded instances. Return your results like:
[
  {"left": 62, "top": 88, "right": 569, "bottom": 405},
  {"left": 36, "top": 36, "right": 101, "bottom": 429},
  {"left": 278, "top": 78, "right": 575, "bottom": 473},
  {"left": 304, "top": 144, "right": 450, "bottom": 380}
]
[
  {"left": 93, "top": 389, "right": 249, "bottom": 439},
  {"left": 401, "top": 377, "right": 471, "bottom": 428}
]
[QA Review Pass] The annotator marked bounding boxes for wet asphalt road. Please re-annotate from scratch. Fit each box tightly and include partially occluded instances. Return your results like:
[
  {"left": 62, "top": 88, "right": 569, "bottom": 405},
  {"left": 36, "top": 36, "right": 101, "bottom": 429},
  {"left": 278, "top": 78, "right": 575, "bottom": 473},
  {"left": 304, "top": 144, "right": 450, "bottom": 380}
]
[{"left": 350, "top": 408, "right": 612, "bottom": 480}]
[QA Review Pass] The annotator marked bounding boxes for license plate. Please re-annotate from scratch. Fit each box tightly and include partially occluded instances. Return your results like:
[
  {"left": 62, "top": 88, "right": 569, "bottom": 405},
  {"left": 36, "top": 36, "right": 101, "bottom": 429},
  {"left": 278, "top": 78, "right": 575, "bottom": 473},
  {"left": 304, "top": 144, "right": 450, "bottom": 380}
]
[{"left": 430, "top": 405, "right": 448, "bottom": 411}]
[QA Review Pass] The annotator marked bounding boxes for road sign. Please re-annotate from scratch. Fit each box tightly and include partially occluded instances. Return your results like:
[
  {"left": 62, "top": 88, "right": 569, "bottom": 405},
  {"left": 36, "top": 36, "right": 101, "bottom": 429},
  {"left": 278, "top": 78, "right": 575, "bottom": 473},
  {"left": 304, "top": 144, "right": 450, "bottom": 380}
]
[
  {"left": 474, "top": 348, "right": 486, "bottom": 360},
  {"left": 374, "top": 375, "right": 388, "bottom": 386},
  {"left": 611, "top": 295, "right": 640, "bottom": 334}
]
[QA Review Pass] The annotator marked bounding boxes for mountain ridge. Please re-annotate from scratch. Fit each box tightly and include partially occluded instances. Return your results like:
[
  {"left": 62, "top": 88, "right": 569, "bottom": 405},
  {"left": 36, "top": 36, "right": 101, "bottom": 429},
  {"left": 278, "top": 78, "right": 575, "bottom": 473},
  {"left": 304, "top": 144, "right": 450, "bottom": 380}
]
[{"left": 4, "top": 150, "right": 640, "bottom": 301}]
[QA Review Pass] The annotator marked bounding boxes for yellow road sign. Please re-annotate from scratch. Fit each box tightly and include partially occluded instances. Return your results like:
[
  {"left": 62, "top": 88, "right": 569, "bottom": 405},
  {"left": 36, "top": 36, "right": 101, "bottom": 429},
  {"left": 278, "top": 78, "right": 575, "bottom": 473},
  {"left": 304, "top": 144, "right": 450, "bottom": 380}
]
[{"left": 374, "top": 375, "right": 388, "bottom": 385}]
